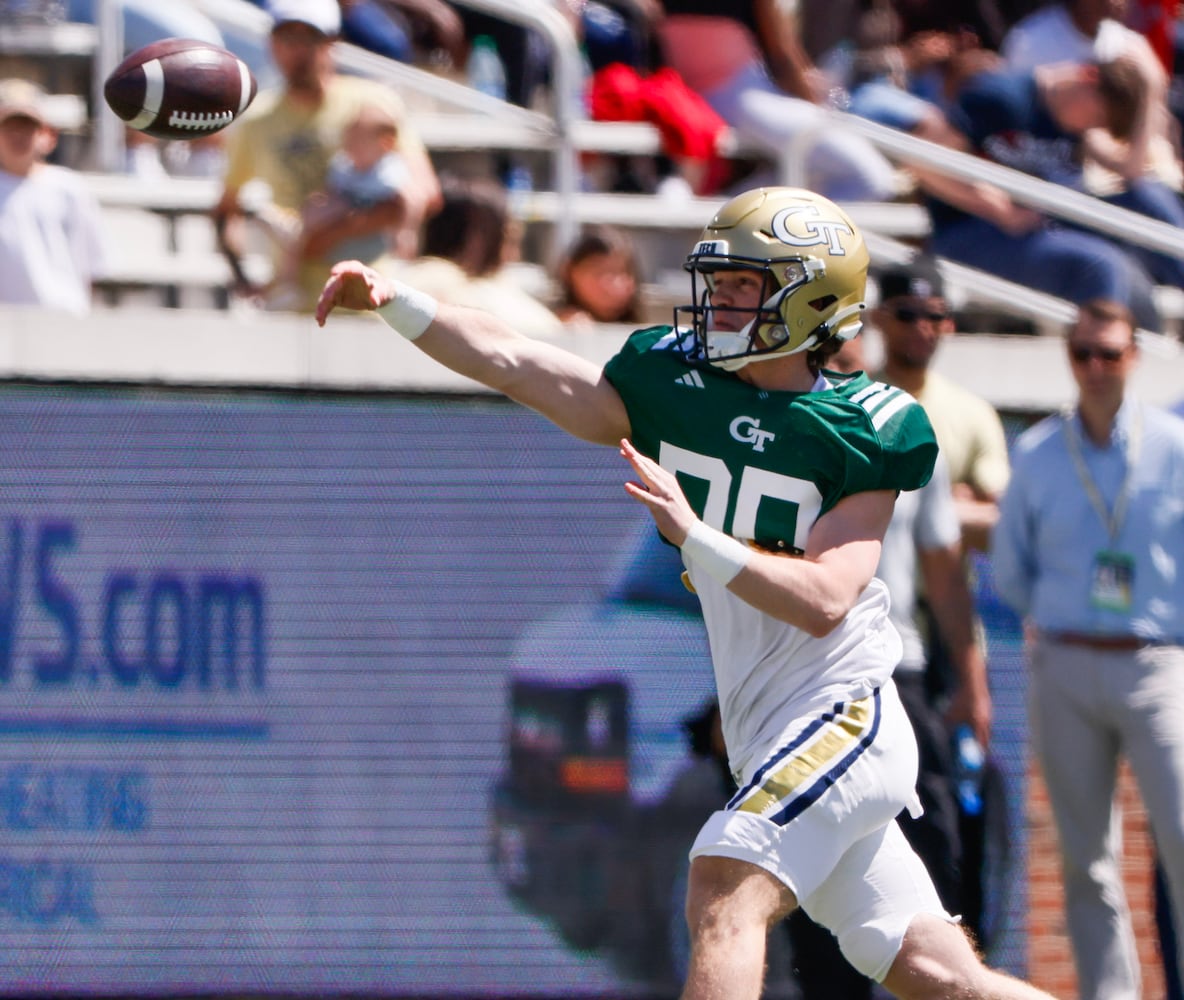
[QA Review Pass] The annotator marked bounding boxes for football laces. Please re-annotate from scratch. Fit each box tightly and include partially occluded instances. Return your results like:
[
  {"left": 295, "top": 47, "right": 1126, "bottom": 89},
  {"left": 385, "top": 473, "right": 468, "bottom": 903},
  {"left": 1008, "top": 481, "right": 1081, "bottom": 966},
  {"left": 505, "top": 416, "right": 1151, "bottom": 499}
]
[{"left": 167, "top": 110, "right": 236, "bottom": 131}]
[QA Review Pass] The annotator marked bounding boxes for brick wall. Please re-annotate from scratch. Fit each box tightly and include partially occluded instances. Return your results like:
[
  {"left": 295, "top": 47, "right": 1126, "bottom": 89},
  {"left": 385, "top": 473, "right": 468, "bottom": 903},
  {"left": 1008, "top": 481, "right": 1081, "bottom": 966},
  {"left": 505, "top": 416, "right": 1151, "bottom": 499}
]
[{"left": 1027, "top": 758, "right": 1166, "bottom": 998}]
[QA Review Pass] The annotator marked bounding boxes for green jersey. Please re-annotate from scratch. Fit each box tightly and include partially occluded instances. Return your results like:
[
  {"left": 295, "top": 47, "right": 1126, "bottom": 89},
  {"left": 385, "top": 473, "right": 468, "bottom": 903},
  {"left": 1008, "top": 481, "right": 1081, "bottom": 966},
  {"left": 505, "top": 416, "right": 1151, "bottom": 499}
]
[
  {"left": 604, "top": 326, "right": 937, "bottom": 550},
  {"left": 603, "top": 326, "right": 939, "bottom": 776}
]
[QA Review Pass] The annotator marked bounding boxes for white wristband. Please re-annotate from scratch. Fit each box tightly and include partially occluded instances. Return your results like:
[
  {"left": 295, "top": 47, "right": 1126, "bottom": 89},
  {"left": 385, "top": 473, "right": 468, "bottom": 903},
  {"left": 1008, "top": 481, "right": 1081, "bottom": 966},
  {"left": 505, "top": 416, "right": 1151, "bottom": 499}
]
[
  {"left": 681, "top": 521, "right": 750, "bottom": 586},
  {"left": 376, "top": 282, "right": 439, "bottom": 340}
]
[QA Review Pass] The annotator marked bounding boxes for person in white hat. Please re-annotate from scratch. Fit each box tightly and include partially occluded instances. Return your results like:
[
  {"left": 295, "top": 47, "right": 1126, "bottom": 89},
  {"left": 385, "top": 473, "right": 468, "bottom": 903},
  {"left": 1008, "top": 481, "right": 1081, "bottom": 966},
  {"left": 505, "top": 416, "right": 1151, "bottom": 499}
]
[
  {"left": 213, "top": 0, "right": 441, "bottom": 312},
  {"left": 0, "top": 79, "right": 106, "bottom": 315},
  {"left": 267, "top": 0, "right": 345, "bottom": 37}
]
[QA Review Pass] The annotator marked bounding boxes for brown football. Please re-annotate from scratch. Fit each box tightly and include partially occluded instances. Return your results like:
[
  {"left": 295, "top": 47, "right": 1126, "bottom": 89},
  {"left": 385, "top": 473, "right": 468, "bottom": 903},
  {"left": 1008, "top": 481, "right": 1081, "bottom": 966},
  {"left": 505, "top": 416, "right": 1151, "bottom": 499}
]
[{"left": 103, "top": 38, "right": 257, "bottom": 141}]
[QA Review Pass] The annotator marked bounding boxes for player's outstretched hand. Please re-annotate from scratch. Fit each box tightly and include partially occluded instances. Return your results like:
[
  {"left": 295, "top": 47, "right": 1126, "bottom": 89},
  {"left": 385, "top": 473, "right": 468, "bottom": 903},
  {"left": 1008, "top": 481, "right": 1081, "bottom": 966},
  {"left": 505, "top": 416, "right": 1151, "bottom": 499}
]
[
  {"left": 315, "top": 260, "right": 396, "bottom": 327},
  {"left": 620, "top": 438, "right": 698, "bottom": 546}
]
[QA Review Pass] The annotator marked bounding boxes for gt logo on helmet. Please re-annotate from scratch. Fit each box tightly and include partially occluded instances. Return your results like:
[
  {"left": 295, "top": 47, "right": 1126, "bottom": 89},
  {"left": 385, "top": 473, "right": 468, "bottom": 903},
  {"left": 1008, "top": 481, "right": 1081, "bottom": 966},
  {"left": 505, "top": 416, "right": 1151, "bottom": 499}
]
[{"left": 771, "top": 206, "right": 853, "bottom": 256}]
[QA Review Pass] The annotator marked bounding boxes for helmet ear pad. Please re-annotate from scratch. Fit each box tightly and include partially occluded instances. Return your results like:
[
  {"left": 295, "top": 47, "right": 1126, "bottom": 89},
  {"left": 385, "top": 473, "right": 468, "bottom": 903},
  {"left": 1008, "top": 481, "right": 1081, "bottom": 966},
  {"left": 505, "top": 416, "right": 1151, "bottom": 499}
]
[{"left": 682, "top": 187, "right": 869, "bottom": 369}]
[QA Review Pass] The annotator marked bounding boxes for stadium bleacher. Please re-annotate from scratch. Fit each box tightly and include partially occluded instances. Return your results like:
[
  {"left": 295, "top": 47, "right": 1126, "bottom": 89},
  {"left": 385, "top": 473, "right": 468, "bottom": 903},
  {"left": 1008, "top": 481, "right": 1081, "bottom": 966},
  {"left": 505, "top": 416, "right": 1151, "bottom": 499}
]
[{"left": 4, "top": 0, "right": 1184, "bottom": 363}]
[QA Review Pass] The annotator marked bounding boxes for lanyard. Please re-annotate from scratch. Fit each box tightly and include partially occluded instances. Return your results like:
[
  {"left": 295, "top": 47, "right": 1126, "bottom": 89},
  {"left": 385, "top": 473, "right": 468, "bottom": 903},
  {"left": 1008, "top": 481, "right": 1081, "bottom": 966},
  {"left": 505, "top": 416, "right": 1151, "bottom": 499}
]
[{"left": 1063, "top": 404, "right": 1142, "bottom": 543}]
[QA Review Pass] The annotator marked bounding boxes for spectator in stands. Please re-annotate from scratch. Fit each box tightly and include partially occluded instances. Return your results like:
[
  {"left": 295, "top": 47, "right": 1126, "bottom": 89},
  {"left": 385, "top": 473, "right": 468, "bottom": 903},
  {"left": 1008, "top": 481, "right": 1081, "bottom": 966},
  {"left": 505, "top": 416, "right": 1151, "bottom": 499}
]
[
  {"left": 651, "top": 0, "right": 902, "bottom": 201},
  {"left": 818, "top": 4, "right": 975, "bottom": 148},
  {"left": 363, "top": 0, "right": 466, "bottom": 67},
  {"left": 1127, "top": 0, "right": 1179, "bottom": 71},
  {"left": 213, "top": 0, "right": 440, "bottom": 313},
  {"left": 1003, "top": 0, "right": 1153, "bottom": 70},
  {"left": 266, "top": 96, "right": 410, "bottom": 310},
  {"left": 581, "top": 0, "right": 662, "bottom": 74},
  {"left": 243, "top": 0, "right": 465, "bottom": 68},
  {"left": 335, "top": 0, "right": 466, "bottom": 67},
  {"left": 796, "top": 0, "right": 866, "bottom": 64},
  {"left": 1168, "top": 14, "right": 1184, "bottom": 137},
  {"left": 992, "top": 297, "right": 1184, "bottom": 1000},
  {"left": 553, "top": 225, "right": 645, "bottom": 327},
  {"left": 1000, "top": 0, "right": 1182, "bottom": 191},
  {"left": 449, "top": 0, "right": 659, "bottom": 112},
  {"left": 450, "top": 9, "right": 545, "bottom": 108},
  {"left": 0, "top": 78, "right": 105, "bottom": 316},
  {"left": 892, "top": 23, "right": 1005, "bottom": 118},
  {"left": 871, "top": 256, "right": 1011, "bottom": 948},
  {"left": 338, "top": 0, "right": 415, "bottom": 62},
  {"left": 914, "top": 56, "right": 1184, "bottom": 332},
  {"left": 873, "top": 256, "right": 1010, "bottom": 552},
  {"left": 887, "top": 0, "right": 1018, "bottom": 51},
  {"left": 374, "top": 173, "right": 563, "bottom": 337}
]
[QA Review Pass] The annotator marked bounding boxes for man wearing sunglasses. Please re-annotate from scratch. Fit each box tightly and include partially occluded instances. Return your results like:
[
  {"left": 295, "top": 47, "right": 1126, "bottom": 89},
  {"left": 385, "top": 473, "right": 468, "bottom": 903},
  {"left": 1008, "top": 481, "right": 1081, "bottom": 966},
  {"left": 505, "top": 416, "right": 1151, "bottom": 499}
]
[
  {"left": 873, "top": 255, "right": 1005, "bottom": 946},
  {"left": 873, "top": 257, "right": 1010, "bottom": 555},
  {"left": 992, "top": 298, "right": 1184, "bottom": 1000}
]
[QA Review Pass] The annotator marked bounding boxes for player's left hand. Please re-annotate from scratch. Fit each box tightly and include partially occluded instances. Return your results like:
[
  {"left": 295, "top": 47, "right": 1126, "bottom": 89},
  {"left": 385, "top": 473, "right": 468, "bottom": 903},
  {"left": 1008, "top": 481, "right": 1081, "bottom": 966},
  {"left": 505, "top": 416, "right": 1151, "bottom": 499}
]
[
  {"left": 620, "top": 439, "right": 698, "bottom": 546},
  {"left": 315, "top": 260, "right": 396, "bottom": 326}
]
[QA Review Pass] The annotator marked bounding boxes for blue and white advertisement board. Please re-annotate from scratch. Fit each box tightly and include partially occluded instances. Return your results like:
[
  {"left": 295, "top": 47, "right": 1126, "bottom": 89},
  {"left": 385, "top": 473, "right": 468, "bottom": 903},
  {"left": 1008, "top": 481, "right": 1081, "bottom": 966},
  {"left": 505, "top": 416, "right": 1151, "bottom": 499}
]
[
  {"left": 0, "top": 385, "right": 1027, "bottom": 996},
  {"left": 0, "top": 387, "right": 721, "bottom": 995}
]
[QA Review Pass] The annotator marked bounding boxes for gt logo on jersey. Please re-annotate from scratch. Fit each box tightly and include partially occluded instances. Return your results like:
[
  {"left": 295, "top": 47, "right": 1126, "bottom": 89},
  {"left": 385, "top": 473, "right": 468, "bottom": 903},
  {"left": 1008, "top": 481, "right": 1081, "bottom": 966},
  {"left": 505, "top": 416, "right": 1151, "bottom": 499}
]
[
  {"left": 771, "top": 205, "right": 852, "bottom": 256},
  {"left": 730, "top": 416, "right": 776, "bottom": 452}
]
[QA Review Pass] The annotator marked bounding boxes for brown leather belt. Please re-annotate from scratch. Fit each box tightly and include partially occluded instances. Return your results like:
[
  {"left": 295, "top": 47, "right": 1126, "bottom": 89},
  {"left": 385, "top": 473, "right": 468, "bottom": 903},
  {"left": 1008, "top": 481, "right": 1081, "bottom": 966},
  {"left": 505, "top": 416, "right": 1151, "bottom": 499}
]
[{"left": 1046, "top": 631, "right": 1157, "bottom": 651}]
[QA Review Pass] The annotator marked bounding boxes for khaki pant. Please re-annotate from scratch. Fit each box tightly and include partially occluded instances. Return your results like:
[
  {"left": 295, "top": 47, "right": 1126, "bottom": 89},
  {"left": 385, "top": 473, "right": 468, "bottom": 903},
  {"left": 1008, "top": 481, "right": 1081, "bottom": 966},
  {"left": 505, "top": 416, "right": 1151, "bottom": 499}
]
[{"left": 1030, "top": 637, "right": 1184, "bottom": 1000}]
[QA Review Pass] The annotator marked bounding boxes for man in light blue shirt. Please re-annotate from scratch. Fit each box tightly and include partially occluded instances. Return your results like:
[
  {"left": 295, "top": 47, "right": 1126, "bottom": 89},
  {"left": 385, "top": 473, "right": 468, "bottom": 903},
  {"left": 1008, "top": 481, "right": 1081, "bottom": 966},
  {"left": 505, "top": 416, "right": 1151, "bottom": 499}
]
[{"left": 992, "top": 298, "right": 1184, "bottom": 1000}]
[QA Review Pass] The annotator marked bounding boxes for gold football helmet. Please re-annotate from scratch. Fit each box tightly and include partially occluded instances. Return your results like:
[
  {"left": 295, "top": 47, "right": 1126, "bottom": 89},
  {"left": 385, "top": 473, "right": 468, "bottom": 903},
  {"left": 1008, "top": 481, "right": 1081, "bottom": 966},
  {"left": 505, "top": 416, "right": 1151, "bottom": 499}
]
[{"left": 678, "top": 187, "right": 869, "bottom": 370}]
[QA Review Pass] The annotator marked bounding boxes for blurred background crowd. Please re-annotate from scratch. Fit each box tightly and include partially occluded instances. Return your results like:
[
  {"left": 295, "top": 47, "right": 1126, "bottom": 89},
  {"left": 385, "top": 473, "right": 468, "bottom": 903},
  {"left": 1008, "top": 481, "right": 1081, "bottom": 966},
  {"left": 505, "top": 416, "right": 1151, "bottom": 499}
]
[{"left": 3, "top": 0, "right": 1184, "bottom": 339}]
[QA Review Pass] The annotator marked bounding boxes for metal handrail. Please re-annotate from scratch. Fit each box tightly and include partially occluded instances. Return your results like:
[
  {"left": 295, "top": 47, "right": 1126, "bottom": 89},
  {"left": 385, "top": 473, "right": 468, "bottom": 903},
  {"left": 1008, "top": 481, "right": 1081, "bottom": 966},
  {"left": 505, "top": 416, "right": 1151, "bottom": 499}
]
[
  {"left": 862, "top": 231, "right": 1078, "bottom": 328},
  {"left": 822, "top": 111, "right": 1184, "bottom": 261},
  {"left": 91, "top": 0, "right": 124, "bottom": 173}
]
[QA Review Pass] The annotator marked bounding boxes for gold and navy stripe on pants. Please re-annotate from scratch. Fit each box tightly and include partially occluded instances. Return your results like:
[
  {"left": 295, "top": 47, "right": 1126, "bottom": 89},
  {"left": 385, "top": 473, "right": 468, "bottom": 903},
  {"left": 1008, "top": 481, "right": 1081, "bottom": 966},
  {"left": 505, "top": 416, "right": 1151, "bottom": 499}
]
[{"left": 726, "top": 689, "right": 881, "bottom": 827}]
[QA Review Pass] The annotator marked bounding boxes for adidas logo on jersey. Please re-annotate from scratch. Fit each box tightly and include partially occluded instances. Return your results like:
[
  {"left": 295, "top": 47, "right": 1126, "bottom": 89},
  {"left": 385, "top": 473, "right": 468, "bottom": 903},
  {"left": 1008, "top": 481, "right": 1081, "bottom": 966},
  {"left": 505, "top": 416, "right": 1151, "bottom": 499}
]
[
  {"left": 850, "top": 381, "right": 916, "bottom": 431},
  {"left": 675, "top": 370, "right": 706, "bottom": 389}
]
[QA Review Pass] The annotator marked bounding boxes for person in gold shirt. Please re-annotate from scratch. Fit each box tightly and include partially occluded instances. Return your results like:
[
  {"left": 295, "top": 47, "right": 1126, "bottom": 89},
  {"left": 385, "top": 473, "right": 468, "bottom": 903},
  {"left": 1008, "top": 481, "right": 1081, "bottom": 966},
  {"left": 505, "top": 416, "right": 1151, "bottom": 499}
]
[
  {"left": 871, "top": 254, "right": 1012, "bottom": 947},
  {"left": 871, "top": 255, "right": 1010, "bottom": 553},
  {"left": 213, "top": 0, "right": 441, "bottom": 312}
]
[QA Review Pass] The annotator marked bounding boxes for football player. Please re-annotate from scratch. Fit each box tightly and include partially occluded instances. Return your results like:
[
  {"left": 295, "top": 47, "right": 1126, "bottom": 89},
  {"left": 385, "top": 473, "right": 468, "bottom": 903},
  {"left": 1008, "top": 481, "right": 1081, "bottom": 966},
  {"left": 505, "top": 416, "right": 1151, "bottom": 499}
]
[{"left": 316, "top": 187, "right": 1058, "bottom": 1000}]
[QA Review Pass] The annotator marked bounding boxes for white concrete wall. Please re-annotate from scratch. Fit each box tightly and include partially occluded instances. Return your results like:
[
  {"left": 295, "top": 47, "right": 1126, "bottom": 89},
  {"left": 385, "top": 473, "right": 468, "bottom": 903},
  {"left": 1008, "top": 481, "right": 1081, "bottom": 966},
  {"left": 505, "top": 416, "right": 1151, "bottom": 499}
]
[{"left": 3, "top": 304, "right": 1183, "bottom": 413}]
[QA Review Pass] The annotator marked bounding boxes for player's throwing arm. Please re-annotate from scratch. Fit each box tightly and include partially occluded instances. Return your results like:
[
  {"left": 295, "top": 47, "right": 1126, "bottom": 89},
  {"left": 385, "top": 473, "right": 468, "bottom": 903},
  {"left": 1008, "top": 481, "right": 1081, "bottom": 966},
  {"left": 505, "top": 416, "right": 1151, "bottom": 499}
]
[{"left": 316, "top": 261, "right": 630, "bottom": 446}]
